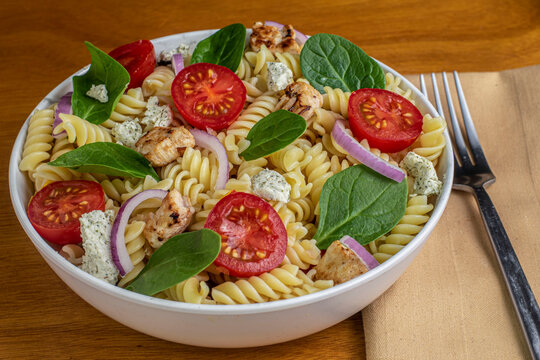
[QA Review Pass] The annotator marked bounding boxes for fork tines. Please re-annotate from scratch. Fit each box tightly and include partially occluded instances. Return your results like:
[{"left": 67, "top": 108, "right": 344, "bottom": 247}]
[{"left": 420, "top": 72, "right": 494, "bottom": 179}]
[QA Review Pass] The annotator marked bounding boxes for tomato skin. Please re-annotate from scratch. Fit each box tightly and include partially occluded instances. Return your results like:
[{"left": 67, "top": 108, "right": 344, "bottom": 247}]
[
  {"left": 348, "top": 88, "right": 423, "bottom": 153},
  {"left": 28, "top": 181, "right": 105, "bottom": 245},
  {"left": 204, "top": 192, "right": 287, "bottom": 277},
  {"left": 109, "top": 39, "right": 156, "bottom": 89},
  {"left": 171, "top": 62, "right": 246, "bottom": 131}
]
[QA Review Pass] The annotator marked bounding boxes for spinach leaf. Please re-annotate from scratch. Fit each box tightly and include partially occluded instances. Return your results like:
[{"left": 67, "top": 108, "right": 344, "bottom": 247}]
[
  {"left": 72, "top": 42, "right": 130, "bottom": 125},
  {"left": 240, "top": 110, "right": 306, "bottom": 161},
  {"left": 314, "top": 165, "right": 408, "bottom": 249},
  {"left": 126, "top": 229, "right": 221, "bottom": 296},
  {"left": 49, "top": 142, "right": 160, "bottom": 181},
  {"left": 190, "top": 23, "right": 246, "bottom": 71},
  {"left": 300, "top": 33, "right": 385, "bottom": 94}
]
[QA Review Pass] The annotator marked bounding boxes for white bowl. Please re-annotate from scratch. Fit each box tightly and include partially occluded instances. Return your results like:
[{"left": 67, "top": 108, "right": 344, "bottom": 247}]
[{"left": 9, "top": 29, "right": 453, "bottom": 348}]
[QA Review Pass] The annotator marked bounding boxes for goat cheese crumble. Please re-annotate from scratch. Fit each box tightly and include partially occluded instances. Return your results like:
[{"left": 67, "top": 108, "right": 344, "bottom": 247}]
[
  {"left": 251, "top": 169, "right": 291, "bottom": 202},
  {"left": 112, "top": 119, "right": 143, "bottom": 149},
  {"left": 86, "top": 84, "right": 109, "bottom": 103},
  {"left": 140, "top": 96, "right": 172, "bottom": 131},
  {"left": 266, "top": 62, "right": 293, "bottom": 92},
  {"left": 80, "top": 210, "right": 118, "bottom": 285},
  {"left": 400, "top": 152, "right": 442, "bottom": 196},
  {"left": 158, "top": 43, "right": 191, "bottom": 63}
]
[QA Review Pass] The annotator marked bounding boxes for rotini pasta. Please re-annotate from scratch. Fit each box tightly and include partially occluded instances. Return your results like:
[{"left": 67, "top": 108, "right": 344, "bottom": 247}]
[
  {"left": 100, "top": 88, "right": 147, "bottom": 129},
  {"left": 368, "top": 195, "right": 434, "bottom": 263},
  {"left": 412, "top": 114, "right": 446, "bottom": 166},
  {"left": 53, "top": 114, "right": 112, "bottom": 147},
  {"left": 19, "top": 109, "right": 55, "bottom": 173},
  {"left": 117, "top": 221, "right": 147, "bottom": 287},
  {"left": 142, "top": 66, "right": 175, "bottom": 97}
]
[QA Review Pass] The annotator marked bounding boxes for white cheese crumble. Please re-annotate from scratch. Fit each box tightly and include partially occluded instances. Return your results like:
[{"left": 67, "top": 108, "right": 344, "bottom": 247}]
[
  {"left": 400, "top": 152, "right": 442, "bottom": 196},
  {"left": 111, "top": 118, "right": 143, "bottom": 149},
  {"left": 266, "top": 62, "right": 293, "bottom": 92},
  {"left": 158, "top": 43, "right": 191, "bottom": 63},
  {"left": 80, "top": 210, "right": 119, "bottom": 285},
  {"left": 140, "top": 96, "right": 172, "bottom": 131},
  {"left": 251, "top": 169, "right": 291, "bottom": 203},
  {"left": 86, "top": 84, "right": 108, "bottom": 103}
]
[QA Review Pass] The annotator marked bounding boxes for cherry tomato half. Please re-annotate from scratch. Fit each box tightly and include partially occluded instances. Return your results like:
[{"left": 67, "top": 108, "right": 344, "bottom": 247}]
[
  {"left": 204, "top": 192, "right": 287, "bottom": 277},
  {"left": 171, "top": 62, "right": 246, "bottom": 131},
  {"left": 348, "top": 88, "right": 423, "bottom": 153},
  {"left": 109, "top": 39, "right": 156, "bottom": 89},
  {"left": 28, "top": 180, "right": 105, "bottom": 245}
]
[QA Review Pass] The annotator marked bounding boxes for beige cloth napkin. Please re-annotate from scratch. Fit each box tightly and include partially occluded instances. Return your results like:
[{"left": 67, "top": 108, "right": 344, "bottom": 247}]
[{"left": 363, "top": 66, "right": 540, "bottom": 360}]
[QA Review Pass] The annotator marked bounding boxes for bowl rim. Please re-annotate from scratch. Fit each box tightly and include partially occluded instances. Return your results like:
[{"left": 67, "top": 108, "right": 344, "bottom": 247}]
[{"left": 9, "top": 29, "right": 453, "bottom": 315}]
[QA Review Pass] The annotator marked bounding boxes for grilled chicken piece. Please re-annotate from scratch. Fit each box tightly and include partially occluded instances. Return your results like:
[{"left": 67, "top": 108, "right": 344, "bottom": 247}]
[
  {"left": 250, "top": 21, "right": 302, "bottom": 54},
  {"left": 276, "top": 81, "right": 323, "bottom": 120},
  {"left": 135, "top": 126, "right": 195, "bottom": 167},
  {"left": 314, "top": 241, "right": 369, "bottom": 284},
  {"left": 143, "top": 189, "right": 194, "bottom": 248}
]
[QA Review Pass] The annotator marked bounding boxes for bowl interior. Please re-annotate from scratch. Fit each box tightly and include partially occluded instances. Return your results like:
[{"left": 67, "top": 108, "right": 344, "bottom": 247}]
[{"left": 8, "top": 29, "right": 453, "bottom": 315}]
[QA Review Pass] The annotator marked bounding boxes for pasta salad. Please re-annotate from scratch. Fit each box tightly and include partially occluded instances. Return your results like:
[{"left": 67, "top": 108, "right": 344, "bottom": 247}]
[{"left": 18, "top": 22, "right": 446, "bottom": 305}]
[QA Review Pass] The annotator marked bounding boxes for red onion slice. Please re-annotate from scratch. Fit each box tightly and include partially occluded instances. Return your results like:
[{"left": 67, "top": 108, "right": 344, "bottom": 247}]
[
  {"left": 332, "top": 120, "right": 405, "bottom": 183},
  {"left": 172, "top": 53, "right": 184, "bottom": 75},
  {"left": 189, "top": 128, "right": 230, "bottom": 190},
  {"left": 111, "top": 189, "right": 168, "bottom": 276},
  {"left": 340, "top": 236, "right": 379, "bottom": 270},
  {"left": 53, "top": 92, "right": 72, "bottom": 138},
  {"left": 264, "top": 21, "right": 307, "bottom": 45}
]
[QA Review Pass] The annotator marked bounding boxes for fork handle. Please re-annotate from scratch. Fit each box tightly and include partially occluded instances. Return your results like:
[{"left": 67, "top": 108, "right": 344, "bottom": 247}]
[{"left": 473, "top": 186, "right": 540, "bottom": 359}]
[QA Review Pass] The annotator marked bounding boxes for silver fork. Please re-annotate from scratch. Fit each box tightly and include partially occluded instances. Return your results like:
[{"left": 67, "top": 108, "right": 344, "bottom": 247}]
[{"left": 420, "top": 71, "right": 540, "bottom": 359}]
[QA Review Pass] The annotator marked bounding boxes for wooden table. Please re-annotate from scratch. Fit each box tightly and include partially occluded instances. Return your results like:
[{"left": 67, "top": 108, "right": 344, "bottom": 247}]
[{"left": 1, "top": 0, "right": 539, "bottom": 358}]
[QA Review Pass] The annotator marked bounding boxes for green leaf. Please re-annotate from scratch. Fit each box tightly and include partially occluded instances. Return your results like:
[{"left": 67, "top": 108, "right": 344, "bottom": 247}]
[
  {"left": 240, "top": 110, "right": 307, "bottom": 161},
  {"left": 126, "top": 229, "right": 221, "bottom": 296},
  {"left": 300, "top": 33, "right": 385, "bottom": 94},
  {"left": 190, "top": 23, "right": 246, "bottom": 71},
  {"left": 72, "top": 41, "right": 130, "bottom": 124},
  {"left": 314, "top": 165, "right": 408, "bottom": 249},
  {"left": 49, "top": 142, "right": 160, "bottom": 181}
]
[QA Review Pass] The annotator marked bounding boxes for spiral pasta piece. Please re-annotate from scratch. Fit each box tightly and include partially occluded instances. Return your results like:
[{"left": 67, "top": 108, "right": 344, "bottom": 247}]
[
  {"left": 274, "top": 52, "right": 302, "bottom": 79},
  {"left": 235, "top": 57, "right": 254, "bottom": 80},
  {"left": 163, "top": 275, "right": 214, "bottom": 304},
  {"left": 368, "top": 195, "right": 433, "bottom": 263},
  {"left": 385, "top": 72, "right": 415, "bottom": 104},
  {"left": 100, "top": 88, "right": 147, "bottom": 129},
  {"left": 302, "top": 143, "right": 333, "bottom": 205},
  {"left": 413, "top": 114, "right": 446, "bottom": 166},
  {"left": 211, "top": 264, "right": 304, "bottom": 304},
  {"left": 269, "top": 139, "right": 314, "bottom": 173},
  {"left": 142, "top": 66, "right": 175, "bottom": 97},
  {"left": 160, "top": 161, "right": 210, "bottom": 211},
  {"left": 245, "top": 45, "right": 275, "bottom": 75},
  {"left": 227, "top": 92, "right": 278, "bottom": 140},
  {"left": 53, "top": 114, "right": 112, "bottom": 147},
  {"left": 120, "top": 176, "right": 173, "bottom": 204},
  {"left": 32, "top": 163, "right": 76, "bottom": 190},
  {"left": 19, "top": 109, "right": 54, "bottom": 173},
  {"left": 311, "top": 108, "right": 341, "bottom": 136},
  {"left": 117, "top": 221, "right": 147, "bottom": 287},
  {"left": 224, "top": 93, "right": 278, "bottom": 165},
  {"left": 59, "top": 244, "right": 84, "bottom": 266},
  {"left": 321, "top": 87, "right": 350, "bottom": 118},
  {"left": 243, "top": 78, "right": 264, "bottom": 103}
]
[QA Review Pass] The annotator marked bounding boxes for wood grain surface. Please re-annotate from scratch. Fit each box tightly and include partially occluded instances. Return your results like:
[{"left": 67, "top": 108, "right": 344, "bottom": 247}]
[{"left": 1, "top": 0, "right": 539, "bottom": 359}]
